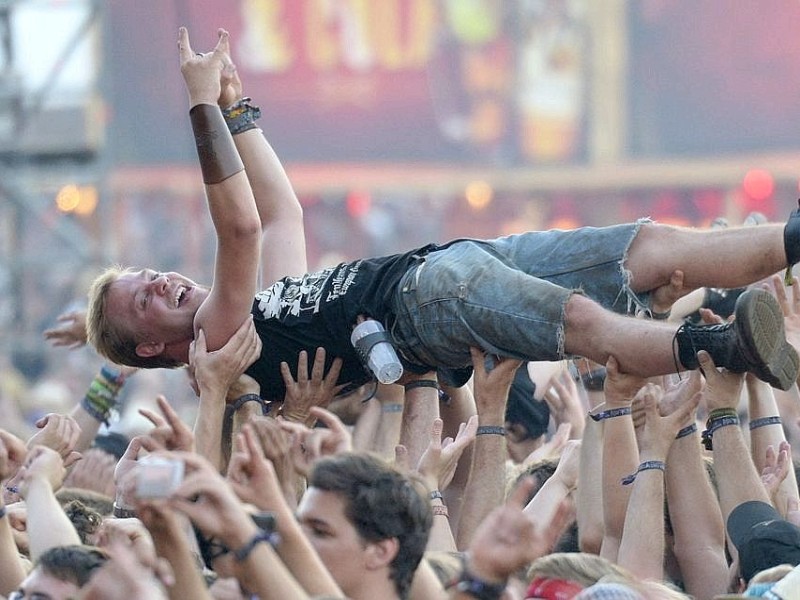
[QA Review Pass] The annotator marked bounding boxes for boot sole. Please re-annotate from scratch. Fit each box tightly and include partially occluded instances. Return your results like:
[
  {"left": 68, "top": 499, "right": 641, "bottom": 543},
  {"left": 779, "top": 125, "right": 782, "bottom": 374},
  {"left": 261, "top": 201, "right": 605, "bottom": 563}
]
[{"left": 735, "top": 289, "right": 800, "bottom": 390}]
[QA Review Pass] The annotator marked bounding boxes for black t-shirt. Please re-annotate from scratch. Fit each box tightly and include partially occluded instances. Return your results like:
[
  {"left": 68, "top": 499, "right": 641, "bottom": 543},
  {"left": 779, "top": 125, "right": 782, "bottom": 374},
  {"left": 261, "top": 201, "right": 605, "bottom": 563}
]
[{"left": 245, "top": 246, "right": 434, "bottom": 401}]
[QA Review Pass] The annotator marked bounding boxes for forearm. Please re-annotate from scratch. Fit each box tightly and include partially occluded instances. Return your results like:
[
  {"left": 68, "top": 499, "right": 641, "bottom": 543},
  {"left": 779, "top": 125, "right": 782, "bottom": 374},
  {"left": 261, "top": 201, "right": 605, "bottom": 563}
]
[
  {"left": 193, "top": 391, "right": 226, "bottom": 472},
  {"left": 25, "top": 479, "right": 80, "bottom": 561},
  {"left": 274, "top": 510, "right": 342, "bottom": 597},
  {"left": 439, "top": 385, "right": 476, "bottom": 530},
  {"left": 616, "top": 464, "right": 666, "bottom": 581},
  {"left": 400, "top": 384, "right": 440, "bottom": 468},
  {"left": 747, "top": 377, "right": 799, "bottom": 508},
  {"left": 600, "top": 410, "right": 637, "bottom": 556},
  {"left": 427, "top": 497, "right": 457, "bottom": 553},
  {"left": 409, "top": 557, "right": 449, "bottom": 600},
  {"left": 370, "top": 400, "right": 404, "bottom": 460},
  {"left": 150, "top": 520, "right": 211, "bottom": 600},
  {"left": 0, "top": 508, "right": 26, "bottom": 596},
  {"left": 712, "top": 424, "right": 771, "bottom": 526},
  {"left": 455, "top": 433, "right": 505, "bottom": 550},
  {"left": 666, "top": 430, "right": 728, "bottom": 598},
  {"left": 236, "top": 543, "right": 310, "bottom": 599},
  {"left": 576, "top": 416, "right": 603, "bottom": 553},
  {"left": 523, "top": 476, "right": 572, "bottom": 531}
]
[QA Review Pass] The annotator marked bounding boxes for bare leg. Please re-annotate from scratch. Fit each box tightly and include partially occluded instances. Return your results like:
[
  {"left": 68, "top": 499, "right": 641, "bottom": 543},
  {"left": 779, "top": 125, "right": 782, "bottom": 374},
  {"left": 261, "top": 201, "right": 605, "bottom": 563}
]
[
  {"left": 563, "top": 294, "right": 683, "bottom": 377},
  {"left": 625, "top": 223, "right": 787, "bottom": 293}
]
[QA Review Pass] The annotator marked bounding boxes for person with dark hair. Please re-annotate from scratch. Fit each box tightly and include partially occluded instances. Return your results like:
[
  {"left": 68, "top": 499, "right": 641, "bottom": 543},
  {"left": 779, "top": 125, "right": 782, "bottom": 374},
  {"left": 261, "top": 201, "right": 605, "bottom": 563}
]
[
  {"left": 297, "top": 452, "right": 432, "bottom": 600},
  {"left": 9, "top": 544, "right": 107, "bottom": 600}
]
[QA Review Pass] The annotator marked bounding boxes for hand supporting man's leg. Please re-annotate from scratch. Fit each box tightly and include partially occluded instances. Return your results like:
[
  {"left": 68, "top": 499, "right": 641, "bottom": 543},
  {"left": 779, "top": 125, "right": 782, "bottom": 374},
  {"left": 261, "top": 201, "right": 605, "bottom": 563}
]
[{"left": 563, "top": 290, "right": 799, "bottom": 390}]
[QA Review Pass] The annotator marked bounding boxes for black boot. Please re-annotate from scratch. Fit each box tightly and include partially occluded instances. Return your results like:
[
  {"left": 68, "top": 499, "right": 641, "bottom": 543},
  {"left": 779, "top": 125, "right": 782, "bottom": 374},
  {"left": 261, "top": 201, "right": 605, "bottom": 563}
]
[
  {"left": 784, "top": 199, "right": 800, "bottom": 267},
  {"left": 675, "top": 288, "right": 799, "bottom": 390}
]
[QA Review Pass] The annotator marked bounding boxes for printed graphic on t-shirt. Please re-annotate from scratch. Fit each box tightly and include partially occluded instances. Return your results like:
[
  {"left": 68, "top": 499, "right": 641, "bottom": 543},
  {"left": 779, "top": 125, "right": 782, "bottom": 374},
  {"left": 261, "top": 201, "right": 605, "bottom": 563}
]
[{"left": 254, "top": 261, "right": 362, "bottom": 322}]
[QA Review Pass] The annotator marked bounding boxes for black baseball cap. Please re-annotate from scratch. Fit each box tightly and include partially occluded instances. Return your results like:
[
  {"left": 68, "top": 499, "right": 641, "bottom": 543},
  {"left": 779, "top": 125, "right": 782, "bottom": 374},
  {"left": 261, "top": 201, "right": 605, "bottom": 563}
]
[{"left": 727, "top": 500, "right": 800, "bottom": 583}]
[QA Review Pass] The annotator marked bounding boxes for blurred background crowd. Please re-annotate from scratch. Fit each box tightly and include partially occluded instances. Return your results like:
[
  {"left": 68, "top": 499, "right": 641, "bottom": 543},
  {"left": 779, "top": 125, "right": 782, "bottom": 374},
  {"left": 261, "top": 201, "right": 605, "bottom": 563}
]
[{"left": 3, "top": 0, "right": 800, "bottom": 450}]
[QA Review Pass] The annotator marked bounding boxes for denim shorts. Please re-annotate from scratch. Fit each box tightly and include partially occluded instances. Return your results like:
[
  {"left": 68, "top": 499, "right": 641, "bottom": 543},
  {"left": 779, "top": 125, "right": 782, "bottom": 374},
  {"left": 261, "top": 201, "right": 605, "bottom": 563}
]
[{"left": 389, "top": 221, "right": 650, "bottom": 369}]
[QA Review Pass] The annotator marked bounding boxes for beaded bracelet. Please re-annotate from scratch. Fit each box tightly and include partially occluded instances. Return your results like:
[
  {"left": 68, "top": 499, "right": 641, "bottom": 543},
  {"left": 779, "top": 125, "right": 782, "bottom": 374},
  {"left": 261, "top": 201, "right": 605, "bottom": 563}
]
[
  {"left": 589, "top": 406, "right": 631, "bottom": 422},
  {"left": 432, "top": 504, "right": 449, "bottom": 518},
  {"left": 430, "top": 490, "right": 443, "bottom": 501},
  {"left": 621, "top": 460, "right": 666, "bottom": 485},
  {"left": 675, "top": 423, "right": 698, "bottom": 439},
  {"left": 749, "top": 416, "right": 782, "bottom": 430},
  {"left": 476, "top": 425, "right": 506, "bottom": 436}
]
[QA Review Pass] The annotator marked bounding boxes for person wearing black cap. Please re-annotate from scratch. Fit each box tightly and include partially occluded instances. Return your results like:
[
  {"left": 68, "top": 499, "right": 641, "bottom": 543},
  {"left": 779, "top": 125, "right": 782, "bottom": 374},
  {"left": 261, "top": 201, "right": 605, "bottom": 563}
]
[
  {"left": 699, "top": 349, "right": 800, "bottom": 591},
  {"left": 727, "top": 500, "right": 800, "bottom": 585}
]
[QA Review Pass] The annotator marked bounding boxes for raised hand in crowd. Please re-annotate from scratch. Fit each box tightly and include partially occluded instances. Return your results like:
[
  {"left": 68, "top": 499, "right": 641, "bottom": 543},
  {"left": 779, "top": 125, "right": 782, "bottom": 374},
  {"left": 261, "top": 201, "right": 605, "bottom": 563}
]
[
  {"left": 43, "top": 308, "right": 88, "bottom": 349},
  {"left": 63, "top": 447, "right": 117, "bottom": 498},
  {"left": 760, "top": 441, "right": 794, "bottom": 514},
  {"left": 18, "top": 446, "right": 82, "bottom": 561},
  {"left": 139, "top": 394, "right": 195, "bottom": 452},
  {"left": 522, "top": 421, "right": 572, "bottom": 466},
  {"left": 26, "top": 413, "right": 82, "bottom": 466},
  {"left": 279, "top": 406, "right": 352, "bottom": 477},
  {"left": 455, "top": 478, "right": 572, "bottom": 600},
  {"left": 227, "top": 425, "right": 344, "bottom": 597},
  {"left": 457, "top": 347, "right": 522, "bottom": 549},
  {"left": 408, "top": 415, "right": 478, "bottom": 495},
  {"left": 616, "top": 382, "right": 700, "bottom": 582},
  {"left": 280, "top": 347, "right": 344, "bottom": 426},
  {"left": 543, "top": 369, "right": 585, "bottom": 440},
  {"left": 242, "top": 416, "right": 298, "bottom": 509},
  {"left": 168, "top": 449, "right": 322, "bottom": 599}
]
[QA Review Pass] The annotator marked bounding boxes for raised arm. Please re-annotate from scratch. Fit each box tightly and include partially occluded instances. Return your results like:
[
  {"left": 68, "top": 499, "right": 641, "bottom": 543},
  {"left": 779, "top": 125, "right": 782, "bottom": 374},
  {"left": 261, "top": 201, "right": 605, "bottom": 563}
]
[
  {"left": 178, "top": 28, "right": 261, "bottom": 352},
  {"left": 216, "top": 32, "right": 306, "bottom": 283},
  {"left": 662, "top": 371, "right": 728, "bottom": 599}
]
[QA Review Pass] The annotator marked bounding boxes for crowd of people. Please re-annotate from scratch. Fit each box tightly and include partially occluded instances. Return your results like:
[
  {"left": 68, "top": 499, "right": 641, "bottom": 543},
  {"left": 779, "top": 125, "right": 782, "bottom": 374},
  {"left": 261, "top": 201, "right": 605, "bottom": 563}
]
[{"left": 3, "top": 26, "right": 800, "bottom": 600}]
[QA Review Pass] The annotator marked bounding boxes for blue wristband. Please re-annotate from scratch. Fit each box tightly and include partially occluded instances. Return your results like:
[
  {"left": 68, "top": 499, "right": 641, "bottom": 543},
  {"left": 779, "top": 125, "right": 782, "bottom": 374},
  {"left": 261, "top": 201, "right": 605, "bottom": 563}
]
[
  {"left": 621, "top": 460, "right": 666, "bottom": 485},
  {"left": 589, "top": 406, "right": 631, "bottom": 422}
]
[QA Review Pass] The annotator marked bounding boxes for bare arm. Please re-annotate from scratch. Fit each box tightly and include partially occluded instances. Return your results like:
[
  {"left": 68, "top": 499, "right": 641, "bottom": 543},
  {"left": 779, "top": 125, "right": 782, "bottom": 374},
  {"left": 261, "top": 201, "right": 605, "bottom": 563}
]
[
  {"left": 216, "top": 33, "right": 306, "bottom": 283},
  {"left": 746, "top": 374, "right": 800, "bottom": 515},
  {"left": 598, "top": 357, "right": 645, "bottom": 561},
  {"left": 456, "top": 350, "right": 521, "bottom": 550},
  {"left": 178, "top": 29, "right": 261, "bottom": 352},
  {"left": 662, "top": 374, "right": 728, "bottom": 599},
  {"left": 617, "top": 384, "right": 700, "bottom": 581}
]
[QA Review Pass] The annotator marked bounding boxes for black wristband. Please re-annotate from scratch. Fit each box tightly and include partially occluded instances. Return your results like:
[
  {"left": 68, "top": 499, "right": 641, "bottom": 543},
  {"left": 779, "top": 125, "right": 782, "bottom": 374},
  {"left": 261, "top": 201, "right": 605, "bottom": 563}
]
[
  {"left": 476, "top": 425, "right": 506, "bottom": 436},
  {"left": 226, "top": 393, "right": 269, "bottom": 417},
  {"left": 113, "top": 503, "right": 137, "bottom": 519},
  {"left": 453, "top": 562, "right": 506, "bottom": 600},
  {"left": 189, "top": 103, "right": 244, "bottom": 184},
  {"left": 0, "top": 506, "right": 6, "bottom": 519},
  {"left": 403, "top": 380, "right": 439, "bottom": 392},
  {"left": 233, "top": 529, "right": 279, "bottom": 562}
]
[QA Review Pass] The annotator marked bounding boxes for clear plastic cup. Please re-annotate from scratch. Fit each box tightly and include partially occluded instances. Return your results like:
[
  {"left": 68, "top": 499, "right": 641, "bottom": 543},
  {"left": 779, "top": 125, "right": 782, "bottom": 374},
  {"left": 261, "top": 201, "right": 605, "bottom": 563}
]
[{"left": 350, "top": 319, "right": 404, "bottom": 384}]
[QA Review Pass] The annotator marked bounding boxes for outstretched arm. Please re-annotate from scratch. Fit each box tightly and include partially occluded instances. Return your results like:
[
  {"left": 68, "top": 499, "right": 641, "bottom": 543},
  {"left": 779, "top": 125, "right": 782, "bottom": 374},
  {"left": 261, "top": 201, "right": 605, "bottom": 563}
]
[
  {"left": 216, "top": 32, "right": 306, "bottom": 283},
  {"left": 178, "top": 28, "right": 261, "bottom": 352}
]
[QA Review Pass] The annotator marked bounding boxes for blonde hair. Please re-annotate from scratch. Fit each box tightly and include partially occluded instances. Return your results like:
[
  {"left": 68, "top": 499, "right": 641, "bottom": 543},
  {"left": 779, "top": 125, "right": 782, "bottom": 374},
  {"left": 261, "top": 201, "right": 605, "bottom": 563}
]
[
  {"left": 86, "top": 266, "right": 181, "bottom": 369},
  {"left": 527, "top": 552, "right": 632, "bottom": 588}
]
